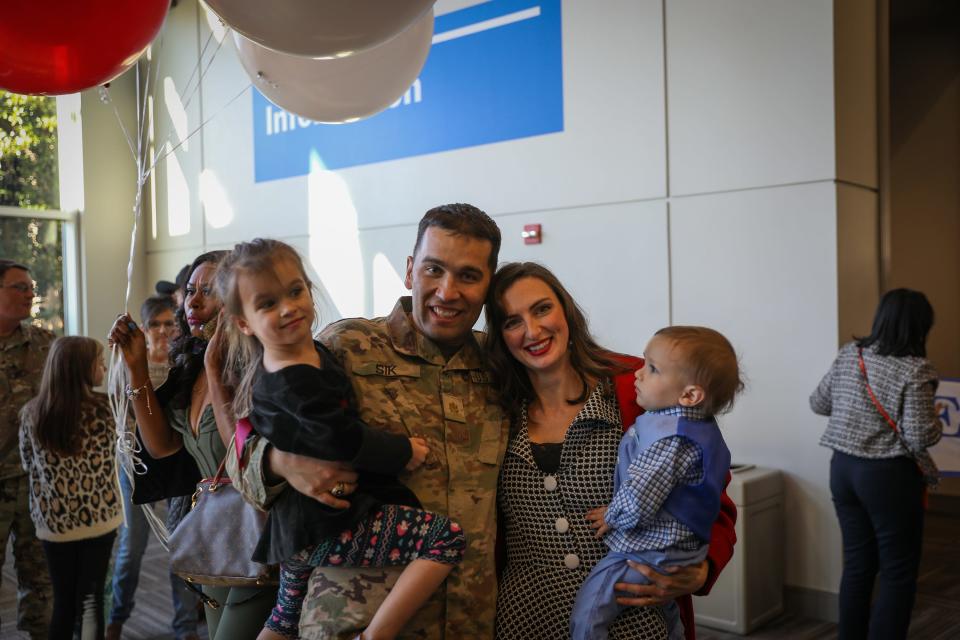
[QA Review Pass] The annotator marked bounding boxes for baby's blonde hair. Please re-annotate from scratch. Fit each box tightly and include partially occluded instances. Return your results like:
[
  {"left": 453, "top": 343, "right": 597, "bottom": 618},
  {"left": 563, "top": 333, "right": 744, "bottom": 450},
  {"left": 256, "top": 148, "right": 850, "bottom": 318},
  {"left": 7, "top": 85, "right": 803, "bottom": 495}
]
[
  {"left": 215, "top": 238, "right": 316, "bottom": 418},
  {"left": 654, "top": 326, "right": 744, "bottom": 415}
]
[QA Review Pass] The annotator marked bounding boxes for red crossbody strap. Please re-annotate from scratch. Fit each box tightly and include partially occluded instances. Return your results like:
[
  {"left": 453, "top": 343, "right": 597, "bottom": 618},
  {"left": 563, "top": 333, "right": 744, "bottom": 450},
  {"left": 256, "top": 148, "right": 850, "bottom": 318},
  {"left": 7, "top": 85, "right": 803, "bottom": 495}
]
[{"left": 857, "top": 348, "right": 899, "bottom": 433}]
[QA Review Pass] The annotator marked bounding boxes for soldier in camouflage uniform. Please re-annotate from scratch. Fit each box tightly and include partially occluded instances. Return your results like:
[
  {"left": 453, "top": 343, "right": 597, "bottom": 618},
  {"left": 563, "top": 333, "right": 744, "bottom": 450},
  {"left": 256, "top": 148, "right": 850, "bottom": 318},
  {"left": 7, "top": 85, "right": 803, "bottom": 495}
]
[
  {"left": 0, "top": 260, "right": 53, "bottom": 639},
  {"left": 228, "top": 205, "right": 509, "bottom": 639}
]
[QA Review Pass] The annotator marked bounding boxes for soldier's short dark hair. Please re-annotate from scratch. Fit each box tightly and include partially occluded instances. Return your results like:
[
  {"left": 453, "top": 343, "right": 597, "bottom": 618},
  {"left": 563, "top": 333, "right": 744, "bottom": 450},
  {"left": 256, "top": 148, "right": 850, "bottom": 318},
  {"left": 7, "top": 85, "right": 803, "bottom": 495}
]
[
  {"left": 0, "top": 259, "right": 30, "bottom": 279},
  {"left": 413, "top": 203, "right": 501, "bottom": 271}
]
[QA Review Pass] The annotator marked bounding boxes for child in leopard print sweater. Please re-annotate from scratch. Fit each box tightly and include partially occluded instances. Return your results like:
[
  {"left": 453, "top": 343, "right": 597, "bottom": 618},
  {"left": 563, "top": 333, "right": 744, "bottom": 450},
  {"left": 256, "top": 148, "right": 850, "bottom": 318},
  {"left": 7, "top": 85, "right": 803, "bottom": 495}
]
[{"left": 20, "top": 336, "right": 121, "bottom": 640}]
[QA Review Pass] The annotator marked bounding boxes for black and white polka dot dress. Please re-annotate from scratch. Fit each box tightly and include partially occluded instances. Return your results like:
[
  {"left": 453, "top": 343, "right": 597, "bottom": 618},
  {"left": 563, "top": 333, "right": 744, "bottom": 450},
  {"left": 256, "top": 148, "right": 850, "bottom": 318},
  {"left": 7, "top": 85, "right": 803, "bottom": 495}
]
[{"left": 495, "top": 385, "right": 667, "bottom": 639}]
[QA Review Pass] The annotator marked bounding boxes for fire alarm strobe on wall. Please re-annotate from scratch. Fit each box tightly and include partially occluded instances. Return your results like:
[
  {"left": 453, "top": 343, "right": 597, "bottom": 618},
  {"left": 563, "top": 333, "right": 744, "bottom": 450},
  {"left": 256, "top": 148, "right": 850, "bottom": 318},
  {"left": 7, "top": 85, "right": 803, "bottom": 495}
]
[{"left": 522, "top": 224, "right": 542, "bottom": 245}]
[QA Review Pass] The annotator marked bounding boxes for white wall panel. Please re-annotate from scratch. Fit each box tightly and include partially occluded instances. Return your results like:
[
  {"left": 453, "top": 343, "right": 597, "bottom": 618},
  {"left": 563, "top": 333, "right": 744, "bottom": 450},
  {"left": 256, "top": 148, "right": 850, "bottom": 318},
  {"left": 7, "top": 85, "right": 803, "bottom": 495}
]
[
  {"left": 671, "top": 182, "right": 842, "bottom": 591},
  {"left": 667, "top": 0, "right": 835, "bottom": 195},
  {"left": 146, "top": 0, "right": 207, "bottom": 252},
  {"left": 494, "top": 201, "right": 670, "bottom": 356},
  {"left": 79, "top": 74, "right": 149, "bottom": 340},
  {"left": 198, "top": 7, "right": 313, "bottom": 245},
  {"left": 144, "top": 247, "right": 204, "bottom": 304},
  {"left": 357, "top": 225, "right": 417, "bottom": 320}
]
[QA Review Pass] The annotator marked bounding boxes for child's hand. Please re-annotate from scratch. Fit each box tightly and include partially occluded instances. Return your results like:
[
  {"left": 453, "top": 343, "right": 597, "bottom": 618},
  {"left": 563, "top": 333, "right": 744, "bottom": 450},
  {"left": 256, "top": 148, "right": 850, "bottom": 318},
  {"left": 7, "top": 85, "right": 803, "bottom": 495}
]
[
  {"left": 406, "top": 437, "right": 429, "bottom": 471},
  {"left": 586, "top": 505, "right": 611, "bottom": 538}
]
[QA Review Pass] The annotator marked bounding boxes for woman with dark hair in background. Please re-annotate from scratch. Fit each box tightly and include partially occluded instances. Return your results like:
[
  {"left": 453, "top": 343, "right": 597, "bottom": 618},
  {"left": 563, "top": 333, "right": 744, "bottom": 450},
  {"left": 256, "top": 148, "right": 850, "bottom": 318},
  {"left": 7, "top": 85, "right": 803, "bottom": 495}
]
[
  {"left": 811, "top": 288, "right": 943, "bottom": 639},
  {"left": 20, "top": 337, "right": 119, "bottom": 640},
  {"left": 483, "top": 262, "right": 737, "bottom": 640},
  {"left": 109, "top": 252, "right": 276, "bottom": 640}
]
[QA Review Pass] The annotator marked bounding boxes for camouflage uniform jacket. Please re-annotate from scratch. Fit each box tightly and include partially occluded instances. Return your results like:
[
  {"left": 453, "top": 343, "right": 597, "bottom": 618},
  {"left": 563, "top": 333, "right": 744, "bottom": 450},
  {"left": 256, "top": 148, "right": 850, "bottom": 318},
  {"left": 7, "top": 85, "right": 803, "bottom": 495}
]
[
  {"left": 0, "top": 322, "right": 54, "bottom": 479},
  {"left": 231, "top": 297, "right": 509, "bottom": 639}
]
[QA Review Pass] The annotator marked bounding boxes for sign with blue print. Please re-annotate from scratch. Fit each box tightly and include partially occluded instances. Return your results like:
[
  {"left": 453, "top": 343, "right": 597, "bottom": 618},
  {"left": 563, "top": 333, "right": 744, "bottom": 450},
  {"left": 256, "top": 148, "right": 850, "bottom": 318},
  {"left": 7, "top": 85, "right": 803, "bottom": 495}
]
[
  {"left": 252, "top": 0, "right": 563, "bottom": 182},
  {"left": 932, "top": 378, "right": 960, "bottom": 476}
]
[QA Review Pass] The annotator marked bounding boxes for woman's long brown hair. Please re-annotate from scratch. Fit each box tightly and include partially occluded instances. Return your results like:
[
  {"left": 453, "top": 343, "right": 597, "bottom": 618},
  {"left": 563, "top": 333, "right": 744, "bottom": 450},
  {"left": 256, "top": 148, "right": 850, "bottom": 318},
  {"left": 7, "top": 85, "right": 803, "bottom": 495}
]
[
  {"left": 482, "top": 262, "right": 628, "bottom": 418},
  {"left": 21, "top": 336, "right": 102, "bottom": 457}
]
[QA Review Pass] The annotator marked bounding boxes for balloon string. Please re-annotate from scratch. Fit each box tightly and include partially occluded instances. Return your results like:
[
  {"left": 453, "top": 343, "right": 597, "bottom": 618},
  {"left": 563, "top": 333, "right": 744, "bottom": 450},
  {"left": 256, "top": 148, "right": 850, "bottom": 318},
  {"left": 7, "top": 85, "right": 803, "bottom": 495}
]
[
  {"left": 135, "top": 60, "right": 142, "bottom": 178},
  {"left": 144, "top": 81, "right": 251, "bottom": 177},
  {"left": 106, "top": 18, "right": 236, "bottom": 546},
  {"left": 104, "top": 90, "right": 138, "bottom": 167},
  {"left": 106, "top": 19, "right": 238, "bottom": 540},
  {"left": 177, "top": 27, "right": 217, "bottom": 112},
  {"left": 183, "top": 31, "right": 228, "bottom": 113},
  {"left": 108, "top": 29, "right": 162, "bottom": 533},
  {"left": 136, "top": 36, "right": 163, "bottom": 173}
]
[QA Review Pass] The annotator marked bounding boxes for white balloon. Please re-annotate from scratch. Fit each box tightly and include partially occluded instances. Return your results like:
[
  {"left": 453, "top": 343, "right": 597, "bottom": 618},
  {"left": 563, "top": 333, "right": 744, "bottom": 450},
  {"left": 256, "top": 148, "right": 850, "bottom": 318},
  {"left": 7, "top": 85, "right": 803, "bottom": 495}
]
[
  {"left": 206, "top": 0, "right": 434, "bottom": 59},
  {"left": 234, "top": 9, "right": 434, "bottom": 124}
]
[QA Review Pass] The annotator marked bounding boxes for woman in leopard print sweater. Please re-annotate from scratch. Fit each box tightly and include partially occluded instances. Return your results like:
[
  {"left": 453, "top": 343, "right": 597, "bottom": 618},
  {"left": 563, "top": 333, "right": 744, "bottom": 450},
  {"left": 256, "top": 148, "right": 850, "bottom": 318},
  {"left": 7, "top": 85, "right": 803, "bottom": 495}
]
[{"left": 20, "top": 336, "right": 121, "bottom": 640}]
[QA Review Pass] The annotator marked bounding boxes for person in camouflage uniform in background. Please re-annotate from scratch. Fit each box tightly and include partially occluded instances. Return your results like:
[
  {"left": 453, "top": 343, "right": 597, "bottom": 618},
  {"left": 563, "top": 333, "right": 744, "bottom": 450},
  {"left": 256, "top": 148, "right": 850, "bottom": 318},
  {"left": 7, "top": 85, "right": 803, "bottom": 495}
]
[
  {"left": 0, "top": 260, "right": 53, "bottom": 639},
  {"left": 228, "top": 205, "right": 509, "bottom": 639}
]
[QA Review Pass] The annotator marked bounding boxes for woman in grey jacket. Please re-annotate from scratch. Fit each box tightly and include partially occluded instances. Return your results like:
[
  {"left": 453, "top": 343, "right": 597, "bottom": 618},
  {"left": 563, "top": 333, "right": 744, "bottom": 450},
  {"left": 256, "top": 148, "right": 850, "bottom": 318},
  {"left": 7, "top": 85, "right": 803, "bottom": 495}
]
[{"left": 810, "top": 289, "right": 942, "bottom": 640}]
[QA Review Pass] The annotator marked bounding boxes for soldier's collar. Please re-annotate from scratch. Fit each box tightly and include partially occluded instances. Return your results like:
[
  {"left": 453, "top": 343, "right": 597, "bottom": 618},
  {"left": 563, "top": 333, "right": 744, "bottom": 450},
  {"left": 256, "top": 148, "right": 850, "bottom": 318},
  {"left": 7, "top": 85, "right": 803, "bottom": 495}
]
[
  {"left": 0, "top": 322, "right": 28, "bottom": 350},
  {"left": 386, "top": 297, "right": 484, "bottom": 369}
]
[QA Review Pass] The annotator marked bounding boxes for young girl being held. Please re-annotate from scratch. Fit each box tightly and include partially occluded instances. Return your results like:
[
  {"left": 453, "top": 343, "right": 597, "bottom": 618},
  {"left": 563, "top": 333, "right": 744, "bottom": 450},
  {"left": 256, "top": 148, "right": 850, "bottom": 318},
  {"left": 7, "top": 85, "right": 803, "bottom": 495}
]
[
  {"left": 215, "top": 239, "right": 465, "bottom": 640},
  {"left": 19, "top": 337, "right": 122, "bottom": 640}
]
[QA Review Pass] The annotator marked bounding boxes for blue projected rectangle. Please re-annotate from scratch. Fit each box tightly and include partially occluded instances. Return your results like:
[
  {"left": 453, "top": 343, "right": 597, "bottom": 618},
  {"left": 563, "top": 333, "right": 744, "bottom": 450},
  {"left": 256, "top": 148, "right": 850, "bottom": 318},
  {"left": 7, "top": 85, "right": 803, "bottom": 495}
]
[
  {"left": 252, "top": 0, "right": 563, "bottom": 182},
  {"left": 934, "top": 378, "right": 960, "bottom": 477}
]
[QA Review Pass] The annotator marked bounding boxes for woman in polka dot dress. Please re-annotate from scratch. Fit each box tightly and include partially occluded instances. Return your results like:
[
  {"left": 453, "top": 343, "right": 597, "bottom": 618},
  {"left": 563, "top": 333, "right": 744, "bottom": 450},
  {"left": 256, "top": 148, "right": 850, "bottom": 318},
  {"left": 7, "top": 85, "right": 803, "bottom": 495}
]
[{"left": 483, "top": 263, "right": 737, "bottom": 640}]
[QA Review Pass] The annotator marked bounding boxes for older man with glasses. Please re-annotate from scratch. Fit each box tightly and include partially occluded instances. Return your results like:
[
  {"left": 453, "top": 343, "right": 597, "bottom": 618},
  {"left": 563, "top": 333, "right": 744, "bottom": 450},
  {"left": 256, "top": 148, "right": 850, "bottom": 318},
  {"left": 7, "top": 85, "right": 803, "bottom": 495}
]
[{"left": 0, "top": 259, "right": 53, "bottom": 640}]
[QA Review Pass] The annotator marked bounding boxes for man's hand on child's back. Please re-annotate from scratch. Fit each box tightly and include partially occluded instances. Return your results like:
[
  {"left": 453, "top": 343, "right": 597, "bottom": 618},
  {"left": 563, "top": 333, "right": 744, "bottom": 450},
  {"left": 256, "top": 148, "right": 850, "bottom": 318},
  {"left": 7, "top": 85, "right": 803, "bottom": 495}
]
[
  {"left": 406, "top": 437, "right": 429, "bottom": 471},
  {"left": 585, "top": 505, "right": 611, "bottom": 538}
]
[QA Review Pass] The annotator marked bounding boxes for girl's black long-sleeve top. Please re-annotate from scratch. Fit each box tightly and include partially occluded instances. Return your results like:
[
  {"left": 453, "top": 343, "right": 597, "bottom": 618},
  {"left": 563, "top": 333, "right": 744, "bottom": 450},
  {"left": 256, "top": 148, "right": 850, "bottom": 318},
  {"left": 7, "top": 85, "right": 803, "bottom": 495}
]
[{"left": 249, "top": 342, "right": 420, "bottom": 563}]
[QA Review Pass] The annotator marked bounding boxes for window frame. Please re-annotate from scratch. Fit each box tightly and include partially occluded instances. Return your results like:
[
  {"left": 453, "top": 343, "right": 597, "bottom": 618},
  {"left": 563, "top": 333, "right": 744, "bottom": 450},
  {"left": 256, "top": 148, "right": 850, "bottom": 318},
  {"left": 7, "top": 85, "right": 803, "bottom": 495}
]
[{"left": 0, "top": 204, "right": 82, "bottom": 335}]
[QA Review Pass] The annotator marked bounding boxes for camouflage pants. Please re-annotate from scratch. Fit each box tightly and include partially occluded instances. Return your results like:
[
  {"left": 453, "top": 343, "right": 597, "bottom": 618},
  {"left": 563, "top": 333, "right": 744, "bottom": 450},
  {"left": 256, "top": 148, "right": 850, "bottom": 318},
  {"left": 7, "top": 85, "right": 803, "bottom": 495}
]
[{"left": 0, "top": 473, "right": 53, "bottom": 640}]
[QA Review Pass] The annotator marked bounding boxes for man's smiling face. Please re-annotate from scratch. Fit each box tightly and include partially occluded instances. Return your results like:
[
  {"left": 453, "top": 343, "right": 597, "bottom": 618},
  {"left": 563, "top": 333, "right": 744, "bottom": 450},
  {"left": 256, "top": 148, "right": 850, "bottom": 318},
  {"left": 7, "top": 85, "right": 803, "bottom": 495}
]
[{"left": 404, "top": 227, "right": 493, "bottom": 350}]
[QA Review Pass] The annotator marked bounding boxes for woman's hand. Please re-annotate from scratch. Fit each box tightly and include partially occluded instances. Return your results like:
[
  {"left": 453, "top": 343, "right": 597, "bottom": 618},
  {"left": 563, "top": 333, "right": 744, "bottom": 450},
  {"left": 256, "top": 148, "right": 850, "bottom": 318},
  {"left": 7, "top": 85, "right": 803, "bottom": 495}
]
[
  {"left": 615, "top": 560, "right": 709, "bottom": 607},
  {"left": 266, "top": 448, "right": 359, "bottom": 510},
  {"left": 406, "top": 437, "right": 429, "bottom": 471},
  {"left": 204, "top": 310, "right": 227, "bottom": 381},
  {"left": 107, "top": 313, "right": 148, "bottom": 377},
  {"left": 585, "top": 505, "right": 611, "bottom": 538}
]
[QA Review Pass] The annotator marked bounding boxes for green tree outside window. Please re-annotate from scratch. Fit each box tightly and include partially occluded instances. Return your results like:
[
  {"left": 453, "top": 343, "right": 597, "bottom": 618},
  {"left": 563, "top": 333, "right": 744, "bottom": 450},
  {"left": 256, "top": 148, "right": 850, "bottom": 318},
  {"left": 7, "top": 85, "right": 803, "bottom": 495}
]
[{"left": 0, "top": 90, "right": 64, "bottom": 334}]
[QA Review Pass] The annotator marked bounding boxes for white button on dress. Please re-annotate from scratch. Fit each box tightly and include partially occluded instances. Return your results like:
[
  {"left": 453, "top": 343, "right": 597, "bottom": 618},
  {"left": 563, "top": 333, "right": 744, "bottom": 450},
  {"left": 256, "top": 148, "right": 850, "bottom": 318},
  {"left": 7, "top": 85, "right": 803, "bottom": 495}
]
[
  {"left": 564, "top": 553, "right": 580, "bottom": 570},
  {"left": 543, "top": 475, "right": 558, "bottom": 491},
  {"left": 555, "top": 517, "right": 570, "bottom": 533}
]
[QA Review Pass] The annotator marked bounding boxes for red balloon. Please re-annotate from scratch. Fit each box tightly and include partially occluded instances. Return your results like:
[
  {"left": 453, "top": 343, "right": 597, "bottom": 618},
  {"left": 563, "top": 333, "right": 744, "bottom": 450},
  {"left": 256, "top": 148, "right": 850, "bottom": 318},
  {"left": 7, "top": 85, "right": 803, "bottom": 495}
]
[{"left": 0, "top": 1, "right": 169, "bottom": 96}]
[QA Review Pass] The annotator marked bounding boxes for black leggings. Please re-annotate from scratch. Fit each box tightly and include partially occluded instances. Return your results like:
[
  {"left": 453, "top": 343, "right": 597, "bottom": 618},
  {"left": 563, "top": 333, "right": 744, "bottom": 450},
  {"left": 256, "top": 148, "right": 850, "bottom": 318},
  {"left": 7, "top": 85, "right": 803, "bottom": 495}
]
[{"left": 42, "top": 530, "right": 117, "bottom": 640}]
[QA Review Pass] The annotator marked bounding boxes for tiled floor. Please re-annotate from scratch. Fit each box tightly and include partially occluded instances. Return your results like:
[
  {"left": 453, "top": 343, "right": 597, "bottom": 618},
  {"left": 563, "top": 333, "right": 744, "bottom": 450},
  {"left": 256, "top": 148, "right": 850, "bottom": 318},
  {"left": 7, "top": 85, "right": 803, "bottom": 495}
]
[{"left": 2, "top": 496, "right": 958, "bottom": 638}]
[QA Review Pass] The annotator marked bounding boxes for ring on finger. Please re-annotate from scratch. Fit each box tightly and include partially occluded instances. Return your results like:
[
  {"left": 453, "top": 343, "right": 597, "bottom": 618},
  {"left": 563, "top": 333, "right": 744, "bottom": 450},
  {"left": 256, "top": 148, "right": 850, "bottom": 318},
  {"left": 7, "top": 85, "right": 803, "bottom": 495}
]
[{"left": 330, "top": 481, "right": 347, "bottom": 498}]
